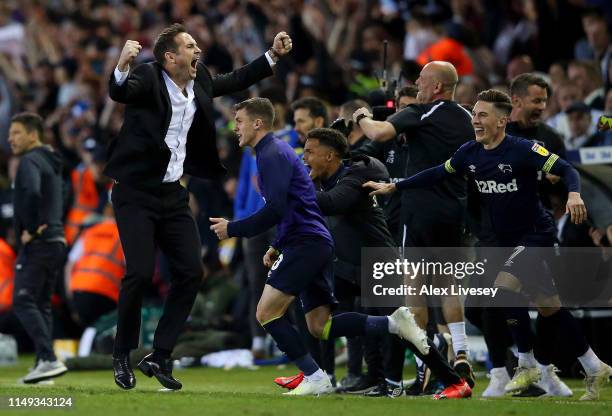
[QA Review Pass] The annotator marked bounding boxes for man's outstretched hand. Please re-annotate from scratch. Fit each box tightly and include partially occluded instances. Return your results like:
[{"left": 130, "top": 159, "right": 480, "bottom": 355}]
[
  {"left": 363, "top": 181, "right": 396, "bottom": 196},
  {"left": 210, "top": 217, "right": 229, "bottom": 240}
]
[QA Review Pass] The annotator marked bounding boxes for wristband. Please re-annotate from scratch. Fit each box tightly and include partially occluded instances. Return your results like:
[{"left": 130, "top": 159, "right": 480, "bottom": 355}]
[{"left": 356, "top": 113, "right": 371, "bottom": 125}]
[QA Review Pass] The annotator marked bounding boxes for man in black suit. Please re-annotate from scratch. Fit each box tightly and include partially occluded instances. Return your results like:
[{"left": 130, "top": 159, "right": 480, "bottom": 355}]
[{"left": 107, "top": 23, "right": 292, "bottom": 390}]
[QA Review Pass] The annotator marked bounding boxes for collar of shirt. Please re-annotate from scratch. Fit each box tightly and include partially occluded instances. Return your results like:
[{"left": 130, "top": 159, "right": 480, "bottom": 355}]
[
  {"left": 254, "top": 132, "right": 275, "bottom": 153},
  {"left": 161, "top": 70, "right": 195, "bottom": 101}
]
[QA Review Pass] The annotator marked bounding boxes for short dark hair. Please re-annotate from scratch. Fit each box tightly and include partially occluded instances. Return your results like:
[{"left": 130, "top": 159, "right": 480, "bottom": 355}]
[
  {"left": 396, "top": 85, "right": 418, "bottom": 100},
  {"left": 153, "top": 23, "right": 187, "bottom": 64},
  {"left": 305, "top": 128, "right": 348, "bottom": 158},
  {"left": 476, "top": 89, "right": 513, "bottom": 115},
  {"left": 291, "top": 97, "right": 328, "bottom": 125},
  {"left": 340, "top": 99, "right": 371, "bottom": 118},
  {"left": 509, "top": 73, "right": 551, "bottom": 98},
  {"left": 234, "top": 98, "right": 275, "bottom": 128},
  {"left": 10, "top": 112, "right": 44, "bottom": 140}
]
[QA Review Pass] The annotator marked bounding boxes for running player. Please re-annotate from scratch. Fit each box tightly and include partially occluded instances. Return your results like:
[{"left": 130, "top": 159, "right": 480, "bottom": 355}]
[{"left": 210, "top": 97, "right": 444, "bottom": 396}]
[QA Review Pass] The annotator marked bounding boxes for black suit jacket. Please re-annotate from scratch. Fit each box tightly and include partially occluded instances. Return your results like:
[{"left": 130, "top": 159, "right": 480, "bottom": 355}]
[{"left": 105, "top": 55, "right": 273, "bottom": 189}]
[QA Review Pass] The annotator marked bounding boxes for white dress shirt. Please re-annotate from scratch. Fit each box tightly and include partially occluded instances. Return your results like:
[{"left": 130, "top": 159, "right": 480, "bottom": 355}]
[
  {"left": 113, "top": 51, "right": 276, "bottom": 182},
  {"left": 113, "top": 67, "right": 196, "bottom": 182}
]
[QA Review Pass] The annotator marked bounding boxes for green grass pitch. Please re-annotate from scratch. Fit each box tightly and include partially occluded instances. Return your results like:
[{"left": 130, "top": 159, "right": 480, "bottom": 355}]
[{"left": 0, "top": 358, "right": 610, "bottom": 415}]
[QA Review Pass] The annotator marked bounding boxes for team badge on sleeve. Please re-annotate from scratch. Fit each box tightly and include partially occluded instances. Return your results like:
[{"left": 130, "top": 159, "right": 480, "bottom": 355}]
[{"left": 531, "top": 143, "right": 549, "bottom": 156}]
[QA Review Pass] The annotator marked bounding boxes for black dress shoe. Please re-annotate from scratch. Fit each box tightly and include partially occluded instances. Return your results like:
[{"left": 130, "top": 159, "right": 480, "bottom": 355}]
[
  {"left": 113, "top": 356, "right": 135, "bottom": 390},
  {"left": 137, "top": 353, "right": 182, "bottom": 390}
]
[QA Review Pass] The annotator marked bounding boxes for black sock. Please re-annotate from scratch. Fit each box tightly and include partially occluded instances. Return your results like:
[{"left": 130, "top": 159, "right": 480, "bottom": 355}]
[
  {"left": 498, "top": 289, "right": 533, "bottom": 353},
  {"left": 292, "top": 306, "right": 323, "bottom": 366},
  {"left": 263, "top": 315, "right": 320, "bottom": 376},
  {"left": 539, "top": 308, "right": 589, "bottom": 358},
  {"left": 346, "top": 336, "right": 364, "bottom": 376},
  {"left": 327, "top": 312, "right": 368, "bottom": 338},
  {"left": 483, "top": 307, "right": 514, "bottom": 368},
  {"left": 262, "top": 315, "right": 308, "bottom": 361},
  {"left": 535, "top": 314, "right": 554, "bottom": 365}
]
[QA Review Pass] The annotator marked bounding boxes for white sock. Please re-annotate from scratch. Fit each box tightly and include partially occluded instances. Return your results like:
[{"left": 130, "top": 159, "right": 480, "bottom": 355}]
[
  {"left": 537, "top": 362, "right": 551, "bottom": 374},
  {"left": 518, "top": 350, "right": 537, "bottom": 368},
  {"left": 306, "top": 368, "right": 327, "bottom": 381},
  {"left": 387, "top": 316, "right": 399, "bottom": 335},
  {"left": 251, "top": 336, "right": 265, "bottom": 351},
  {"left": 490, "top": 367, "right": 509, "bottom": 378},
  {"left": 447, "top": 321, "right": 468, "bottom": 355},
  {"left": 578, "top": 347, "right": 604, "bottom": 376}
]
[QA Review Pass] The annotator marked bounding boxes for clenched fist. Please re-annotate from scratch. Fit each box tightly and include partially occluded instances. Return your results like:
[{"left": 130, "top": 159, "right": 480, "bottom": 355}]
[
  {"left": 118, "top": 40, "right": 142, "bottom": 72},
  {"left": 272, "top": 32, "right": 292, "bottom": 57}
]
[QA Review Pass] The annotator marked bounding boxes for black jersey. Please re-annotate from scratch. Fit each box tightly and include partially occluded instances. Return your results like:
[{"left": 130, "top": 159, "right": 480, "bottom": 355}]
[
  {"left": 388, "top": 99, "right": 474, "bottom": 221},
  {"left": 353, "top": 136, "right": 408, "bottom": 238}
]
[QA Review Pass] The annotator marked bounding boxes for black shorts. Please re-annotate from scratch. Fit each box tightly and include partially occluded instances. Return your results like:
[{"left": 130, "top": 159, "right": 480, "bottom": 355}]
[
  {"left": 267, "top": 237, "right": 338, "bottom": 313},
  {"left": 401, "top": 214, "right": 464, "bottom": 248},
  {"left": 499, "top": 232, "right": 558, "bottom": 298}
]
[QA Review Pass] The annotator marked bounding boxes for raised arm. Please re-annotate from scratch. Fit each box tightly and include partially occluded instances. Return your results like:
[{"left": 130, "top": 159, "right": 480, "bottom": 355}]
[
  {"left": 211, "top": 32, "right": 292, "bottom": 97},
  {"left": 108, "top": 40, "right": 150, "bottom": 104},
  {"left": 352, "top": 107, "right": 397, "bottom": 142}
]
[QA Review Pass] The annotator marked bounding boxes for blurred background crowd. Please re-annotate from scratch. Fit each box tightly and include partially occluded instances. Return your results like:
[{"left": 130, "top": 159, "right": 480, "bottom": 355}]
[{"left": 0, "top": 0, "right": 611, "bottom": 366}]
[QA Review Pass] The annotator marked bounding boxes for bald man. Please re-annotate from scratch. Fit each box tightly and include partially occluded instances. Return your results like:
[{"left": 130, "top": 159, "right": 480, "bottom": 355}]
[{"left": 352, "top": 61, "right": 476, "bottom": 390}]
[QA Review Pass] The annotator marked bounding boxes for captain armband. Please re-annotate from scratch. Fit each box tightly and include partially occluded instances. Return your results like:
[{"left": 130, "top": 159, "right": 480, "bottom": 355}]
[
  {"left": 444, "top": 159, "right": 456, "bottom": 173},
  {"left": 542, "top": 154, "right": 559, "bottom": 173}
]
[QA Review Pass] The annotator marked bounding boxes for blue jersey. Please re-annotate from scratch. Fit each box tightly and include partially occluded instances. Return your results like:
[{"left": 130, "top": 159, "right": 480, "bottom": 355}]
[
  {"left": 444, "top": 135, "right": 563, "bottom": 239},
  {"left": 228, "top": 133, "right": 332, "bottom": 249}
]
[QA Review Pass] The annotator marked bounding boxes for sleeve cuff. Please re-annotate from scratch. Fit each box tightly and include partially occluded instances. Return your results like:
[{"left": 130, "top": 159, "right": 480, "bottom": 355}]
[
  {"left": 114, "top": 66, "right": 129, "bottom": 85},
  {"left": 264, "top": 51, "right": 276, "bottom": 68},
  {"left": 227, "top": 221, "right": 239, "bottom": 238}
]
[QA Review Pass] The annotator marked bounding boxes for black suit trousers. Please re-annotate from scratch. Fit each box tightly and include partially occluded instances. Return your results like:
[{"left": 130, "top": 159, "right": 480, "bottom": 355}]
[{"left": 111, "top": 181, "right": 202, "bottom": 354}]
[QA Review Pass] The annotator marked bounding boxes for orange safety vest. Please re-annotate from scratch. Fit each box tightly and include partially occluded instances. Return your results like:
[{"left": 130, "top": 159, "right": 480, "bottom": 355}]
[
  {"left": 69, "top": 219, "right": 125, "bottom": 302},
  {"left": 0, "top": 239, "right": 16, "bottom": 312},
  {"left": 65, "top": 167, "right": 99, "bottom": 245}
]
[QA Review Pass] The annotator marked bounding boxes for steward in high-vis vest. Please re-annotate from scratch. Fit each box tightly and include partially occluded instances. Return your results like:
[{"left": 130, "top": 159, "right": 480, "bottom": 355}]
[
  {"left": 64, "top": 148, "right": 112, "bottom": 245},
  {"left": 67, "top": 205, "right": 124, "bottom": 326},
  {"left": 64, "top": 166, "right": 99, "bottom": 245}
]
